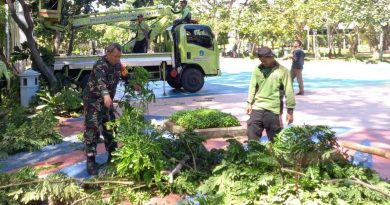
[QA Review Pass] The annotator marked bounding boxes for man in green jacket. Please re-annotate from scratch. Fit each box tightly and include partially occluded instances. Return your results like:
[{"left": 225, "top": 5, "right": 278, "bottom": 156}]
[
  {"left": 173, "top": 0, "right": 191, "bottom": 25},
  {"left": 133, "top": 14, "right": 150, "bottom": 53},
  {"left": 246, "top": 47, "right": 295, "bottom": 142},
  {"left": 171, "top": 0, "right": 192, "bottom": 68}
]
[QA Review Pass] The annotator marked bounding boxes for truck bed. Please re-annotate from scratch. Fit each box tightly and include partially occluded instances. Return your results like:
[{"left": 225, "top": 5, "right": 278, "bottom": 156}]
[{"left": 53, "top": 52, "right": 173, "bottom": 70}]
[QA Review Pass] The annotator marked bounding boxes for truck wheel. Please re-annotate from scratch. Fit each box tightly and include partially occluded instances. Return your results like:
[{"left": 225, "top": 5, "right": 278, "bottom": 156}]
[
  {"left": 167, "top": 80, "right": 182, "bottom": 89},
  {"left": 79, "top": 74, "right": 90, "bottom": 90},
  {"left": 181, "top": 68, "right": 204, "bottom": 93}
]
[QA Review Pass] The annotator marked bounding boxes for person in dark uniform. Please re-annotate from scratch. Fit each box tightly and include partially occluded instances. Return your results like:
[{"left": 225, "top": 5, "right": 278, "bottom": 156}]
[
  {"left": 290, "top": 40, "right": 305, "bottom": 95},
  {"left": 83, "top": 43, "right": 122, "bottom": 175}
]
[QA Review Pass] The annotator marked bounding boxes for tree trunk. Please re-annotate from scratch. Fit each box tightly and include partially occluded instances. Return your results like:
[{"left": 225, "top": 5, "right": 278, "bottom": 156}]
[
  {"left": 25, "top": 32, "right": 58, "bottom": 88},
  {"left": 67, "top": 29, "right": 77, "bottom": 56},
  {"left": 6, "top": 0, "right": 57, "bottom": 88},
  {"left": 334, "top": 29, "right": 342, "bottom": 56},
  {"left": 327, "top": 25, "right": 335, "bottom": 58},
  {"left": 347, "top": 28, "right": 359, "bottom": 57},
  {"left": 384, "top": 25, "right": 389, "bottom": 52},
  {"left": 313, "top": 29, "right": 320, "bottom": 59},
  {"left": 250, "top": 43, "right": 256, "bottom": 55},
  {"left": 306, "top": 28, "right": 310, "bottom": 51},
  {"left": 367, "top": 25, "right": 381, "bottom": 60},
  {"left": 53, "top": 31, "right": 62, "bottom": 55},
  {"left": 377, "top": 26, "right": 384, "bottom": 61}
]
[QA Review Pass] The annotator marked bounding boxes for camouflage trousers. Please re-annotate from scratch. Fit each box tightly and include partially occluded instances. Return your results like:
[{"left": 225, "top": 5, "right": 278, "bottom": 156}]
[{"left": 83, "top": 98, "right": 117, "bottom": 157}]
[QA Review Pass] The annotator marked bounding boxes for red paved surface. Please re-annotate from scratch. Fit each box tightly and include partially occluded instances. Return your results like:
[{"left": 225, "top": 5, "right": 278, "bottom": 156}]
[
  {"left": 36, "top": 144, "right": 106, "bottom": 177},
  {"left": 338, "top": 129, "right": 390, "bottom": 179},
  {"left": 58, "top": 117, "right": 85, "bottom": 137}
]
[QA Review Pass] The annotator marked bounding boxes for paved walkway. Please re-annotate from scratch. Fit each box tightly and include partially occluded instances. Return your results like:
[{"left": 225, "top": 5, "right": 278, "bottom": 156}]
[{"left": 1, "top": 58, "right": 389, "bottom": 183}]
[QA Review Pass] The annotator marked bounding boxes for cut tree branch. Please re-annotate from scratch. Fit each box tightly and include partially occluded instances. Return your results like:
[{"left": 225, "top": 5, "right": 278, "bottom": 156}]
[
  {"left": 0, "top": 178, "right": 135, "bottom": 189},
  {"left": 168, "top": 155, "right": 190, "bottom": 183},
  {"left": 185, "top": 142, "right": 197, "bottom": 170},
  {"left": 325, "top": 177, "right": 390, "bottom": 198},
  {"left": 280, "top": 168, "right": 305, "bottom": 176}
]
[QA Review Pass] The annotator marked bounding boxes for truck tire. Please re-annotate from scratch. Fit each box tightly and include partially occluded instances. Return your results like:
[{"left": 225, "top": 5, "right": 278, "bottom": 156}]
[
  {"left": 79, "top": 74, "right": 90, "bottom": 90},
  {"left": 167, "top": 80, "right": 182, "bottom": 89},
  {"left": 181, "top": 68, "right": 204, "bottom": 93}
]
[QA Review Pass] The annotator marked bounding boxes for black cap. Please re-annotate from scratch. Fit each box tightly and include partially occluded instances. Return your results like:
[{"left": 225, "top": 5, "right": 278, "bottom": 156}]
[
  {"left": 137, "top": 14, "right": 143, "bottom": 17},
  {"left": 257, "top": 47, "right": 276, "bottom": 58}
]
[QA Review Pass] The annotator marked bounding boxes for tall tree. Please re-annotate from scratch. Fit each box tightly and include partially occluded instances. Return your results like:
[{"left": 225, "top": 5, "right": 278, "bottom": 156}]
[
  {"left": 0, "top": 5, "right": 17, "bottom": 75},
  {"left": 6, "top": 0, "right": 58, "bottom": 87},
  {"left": 341, "top": 0, "right": 389, "bottom": 60}
]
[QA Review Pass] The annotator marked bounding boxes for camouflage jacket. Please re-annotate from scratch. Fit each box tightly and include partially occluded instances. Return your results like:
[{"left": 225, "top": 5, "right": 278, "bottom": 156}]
[{"left": 84, "top": 56, "right": 121, "bottom": 100}]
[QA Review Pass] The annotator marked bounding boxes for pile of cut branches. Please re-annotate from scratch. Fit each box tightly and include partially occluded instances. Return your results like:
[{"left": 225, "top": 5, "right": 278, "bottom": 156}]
[{"left": 1, "top": 67, "right": 389, "bottom": 204}]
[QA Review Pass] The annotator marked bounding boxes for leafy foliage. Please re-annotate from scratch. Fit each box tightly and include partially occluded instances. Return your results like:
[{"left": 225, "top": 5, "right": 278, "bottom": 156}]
[
  {"left": 36, "top": 86, "right": 83, "bottom": 116},
  {"left": 1, "top": 67, "right": 389, "bottom": 204},
  {"left": 10, "top": 42, "right": 55, "bottom": 68},
  {"left": 1, "top": 114, "right": 389, "bottom": 204},
  {"left": 110, "top": 67, "right": 160, "bottom": 186},
  {"left": 0, "top": 168, "right": 86, "bottom": 204},
  {"left": 190, "top": 125, "right": 390, "bottom": 204},
  {"left": 0, "top": 167, "right": 40, "bottom": 204},
  {"left": 272, "top": 125, "right": 342, "bottom": 168},
  {"left": 111, "top": 107, "right": 164, "bottom": 186},
  {"left": 170, "top": 108, "right": 241, "bottom": 130},
  {"left": 0, "top": 106, "right": 62, "bottom": 158}
]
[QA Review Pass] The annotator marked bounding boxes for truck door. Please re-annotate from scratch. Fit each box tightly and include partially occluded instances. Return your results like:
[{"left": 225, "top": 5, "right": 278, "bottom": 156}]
[{"left": 180, "top": 25, "right": 219, "bottom": 76}]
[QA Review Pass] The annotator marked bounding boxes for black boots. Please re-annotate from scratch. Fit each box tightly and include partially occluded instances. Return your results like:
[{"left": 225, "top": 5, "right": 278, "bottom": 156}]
[
  {"left": 106, "top": 141, "right": 117, "bottom": 164},
  {"left": 87, "top": 156, "right": 98, "bottom": 175}
]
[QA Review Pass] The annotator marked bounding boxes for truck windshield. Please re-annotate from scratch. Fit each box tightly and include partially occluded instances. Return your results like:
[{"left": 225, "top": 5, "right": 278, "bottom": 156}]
[{"left": 185, "top": 26, "right": 214, "bottom": 50}]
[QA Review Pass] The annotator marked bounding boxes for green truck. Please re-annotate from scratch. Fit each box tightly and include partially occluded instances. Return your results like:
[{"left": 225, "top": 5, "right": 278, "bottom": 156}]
[{"left": 39, "top": 1, "right": 221, "bottom": 92}]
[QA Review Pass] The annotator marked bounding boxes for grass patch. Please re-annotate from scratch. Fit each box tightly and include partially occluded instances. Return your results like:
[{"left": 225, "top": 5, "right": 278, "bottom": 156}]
[{"left": 170, "top": 108, "right": 240, "bottom": 130}]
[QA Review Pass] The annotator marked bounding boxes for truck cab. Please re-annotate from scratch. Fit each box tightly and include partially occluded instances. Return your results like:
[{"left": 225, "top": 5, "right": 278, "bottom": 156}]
[{"left": 166, "top": 24, "right": 220, "bottom": 92}]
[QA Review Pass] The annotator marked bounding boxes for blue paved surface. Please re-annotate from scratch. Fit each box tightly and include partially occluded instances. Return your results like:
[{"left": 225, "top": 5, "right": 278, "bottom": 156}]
[
  {"left": 0, "top": 138, "right": 83, "bottom": 172},
  {"left": 353, "top": 139, "right": 373, "bottom": 168},
  {"left": 116, "top": 71, "right": 390, "bottom": 100}
]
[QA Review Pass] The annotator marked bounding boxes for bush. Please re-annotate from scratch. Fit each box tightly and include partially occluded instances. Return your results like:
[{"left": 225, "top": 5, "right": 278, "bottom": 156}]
[{"left": 170, "top": 108, "right": 240, "bottom": 130}]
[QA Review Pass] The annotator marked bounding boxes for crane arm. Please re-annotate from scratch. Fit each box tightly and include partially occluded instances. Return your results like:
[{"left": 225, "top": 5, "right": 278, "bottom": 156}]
[{"left": 71, "top": 6, "right": 173, "bottom": 28}]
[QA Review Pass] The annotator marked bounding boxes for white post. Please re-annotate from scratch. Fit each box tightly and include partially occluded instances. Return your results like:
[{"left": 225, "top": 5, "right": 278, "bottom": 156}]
[
  {"left": 162, "top": 62, "right": 166, "bottom": 96},
  {"left": 19, "top": 69, "right": 41, "bottom": 106}
]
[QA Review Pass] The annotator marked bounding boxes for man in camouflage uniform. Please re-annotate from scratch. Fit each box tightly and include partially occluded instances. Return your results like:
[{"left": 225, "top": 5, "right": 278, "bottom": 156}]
[{"left": 83, "top": 43, "right": 122, "bottom": 175}]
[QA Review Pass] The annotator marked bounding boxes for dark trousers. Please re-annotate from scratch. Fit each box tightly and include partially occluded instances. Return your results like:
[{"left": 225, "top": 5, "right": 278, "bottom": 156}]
[
  {"left": 290, "top": 68, "right": 304, "bottom": 93},
  {"left": 133, "top": 38, "right": 147, "bottom": 53},
  {"left": 83, "top": 99, "right": 117, "bottom": 157},
  {"left": 247, "top": 109, "right": 281, "bottom": 143}
]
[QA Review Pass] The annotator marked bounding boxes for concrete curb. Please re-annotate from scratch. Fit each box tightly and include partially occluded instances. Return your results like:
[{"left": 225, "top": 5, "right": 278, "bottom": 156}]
[{"left": 163, "top": 120, "right": 247, "bottom": 138}]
